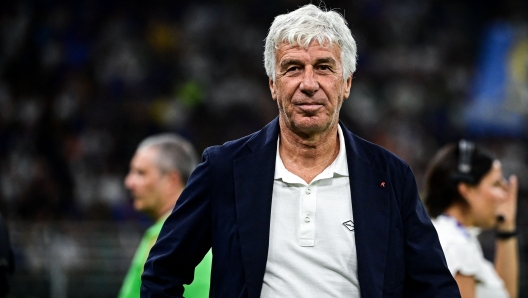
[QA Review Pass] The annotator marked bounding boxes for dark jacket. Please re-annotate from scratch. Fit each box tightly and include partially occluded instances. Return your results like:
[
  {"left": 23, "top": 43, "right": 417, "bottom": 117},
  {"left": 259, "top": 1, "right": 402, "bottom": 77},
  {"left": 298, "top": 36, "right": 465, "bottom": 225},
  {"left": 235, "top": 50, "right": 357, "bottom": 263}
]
[{"left": 141, "top": 118, "right": 460, "bottom": 298}]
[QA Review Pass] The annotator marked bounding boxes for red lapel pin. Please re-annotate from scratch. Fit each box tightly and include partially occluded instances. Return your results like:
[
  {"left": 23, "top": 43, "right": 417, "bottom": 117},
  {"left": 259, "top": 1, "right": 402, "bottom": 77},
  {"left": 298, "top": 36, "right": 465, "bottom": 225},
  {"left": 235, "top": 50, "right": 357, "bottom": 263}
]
[{"left": 380, "top": 182, "right": 386, "bottom": 187}]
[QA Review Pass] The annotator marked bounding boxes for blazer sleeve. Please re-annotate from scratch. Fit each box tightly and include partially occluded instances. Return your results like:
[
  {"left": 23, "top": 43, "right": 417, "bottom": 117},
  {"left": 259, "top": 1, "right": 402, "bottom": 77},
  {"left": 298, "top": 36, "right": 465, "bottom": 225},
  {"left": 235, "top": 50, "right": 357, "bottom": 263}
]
[
  {"left": 400, "top": 166, "right": 461, "bottom": 297},
  {"left": 141, "top": 149, "right": 213, "bottom": 298}
]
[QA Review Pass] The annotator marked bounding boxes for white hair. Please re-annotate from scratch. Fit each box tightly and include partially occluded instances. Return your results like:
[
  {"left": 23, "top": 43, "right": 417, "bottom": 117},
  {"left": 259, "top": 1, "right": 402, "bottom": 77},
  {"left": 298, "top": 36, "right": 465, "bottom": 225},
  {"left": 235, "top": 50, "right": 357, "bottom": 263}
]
[
  {"left": 137, "top": 133, "right": 198, "bottom": 184},
  {"left": 264, "top": 4, "right": 357, "bottom": 81}
]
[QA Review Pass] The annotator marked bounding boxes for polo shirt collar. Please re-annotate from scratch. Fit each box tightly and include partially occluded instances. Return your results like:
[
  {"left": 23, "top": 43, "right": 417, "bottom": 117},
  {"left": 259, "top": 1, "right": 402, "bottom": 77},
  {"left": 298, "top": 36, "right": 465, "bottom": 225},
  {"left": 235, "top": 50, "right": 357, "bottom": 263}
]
[{"left": 274, "top": 124, "right": 349, "bottom": 184}]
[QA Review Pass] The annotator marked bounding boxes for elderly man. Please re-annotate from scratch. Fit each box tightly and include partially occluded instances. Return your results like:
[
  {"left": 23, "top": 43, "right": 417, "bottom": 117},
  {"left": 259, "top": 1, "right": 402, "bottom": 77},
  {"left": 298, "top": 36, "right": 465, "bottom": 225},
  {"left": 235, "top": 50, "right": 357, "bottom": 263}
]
[
  {"left": 141, "top": 4, "right": 460, "bottom": 298},
  {"left": 119, "top": 134, "right": 211, "bottom": 298}
]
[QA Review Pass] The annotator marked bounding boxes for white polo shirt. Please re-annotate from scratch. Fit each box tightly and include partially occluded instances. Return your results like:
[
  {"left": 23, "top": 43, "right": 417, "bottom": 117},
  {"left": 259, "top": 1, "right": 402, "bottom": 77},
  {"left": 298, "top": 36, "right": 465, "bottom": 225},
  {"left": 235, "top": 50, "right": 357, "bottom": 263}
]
[{"left": 260, "top": 125, "right": 360, "bottom": 298}]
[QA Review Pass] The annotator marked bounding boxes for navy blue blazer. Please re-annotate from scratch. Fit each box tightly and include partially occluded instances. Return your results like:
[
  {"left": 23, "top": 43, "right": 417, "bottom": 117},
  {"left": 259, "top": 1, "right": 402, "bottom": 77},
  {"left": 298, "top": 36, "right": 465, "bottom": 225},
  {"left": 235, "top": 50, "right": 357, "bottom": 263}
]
[{"left": 141, "top": 118, "right": 460, "bottom": 298}]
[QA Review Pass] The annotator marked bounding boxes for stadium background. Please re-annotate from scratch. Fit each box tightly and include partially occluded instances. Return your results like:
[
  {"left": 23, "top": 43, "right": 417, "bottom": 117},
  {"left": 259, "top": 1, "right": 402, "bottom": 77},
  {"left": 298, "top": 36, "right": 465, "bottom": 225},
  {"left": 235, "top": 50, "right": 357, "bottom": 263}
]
[{"left": 1, "top": 0, "right": 527, "bottom": 296}]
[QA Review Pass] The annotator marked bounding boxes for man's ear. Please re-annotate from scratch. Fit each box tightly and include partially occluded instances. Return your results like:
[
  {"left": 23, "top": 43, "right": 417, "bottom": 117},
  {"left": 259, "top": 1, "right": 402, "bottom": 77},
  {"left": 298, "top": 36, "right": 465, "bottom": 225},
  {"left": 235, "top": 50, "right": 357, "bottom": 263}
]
[
  {"left": 165, "top": 171, "right": 184, "bottom": 189},
  {"left": 269, "top": 78, "right": 277, "bottom": 101},
  {"left": 343, "top": 75, "right": 352, "bottom": 99}
]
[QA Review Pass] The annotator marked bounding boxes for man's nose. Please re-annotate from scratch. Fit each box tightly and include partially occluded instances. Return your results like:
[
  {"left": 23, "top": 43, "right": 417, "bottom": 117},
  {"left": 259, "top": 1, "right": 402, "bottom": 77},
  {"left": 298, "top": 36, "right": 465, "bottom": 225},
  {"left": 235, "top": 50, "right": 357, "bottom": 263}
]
[
  {"left": 124, "top": 174, "right": 134, "bottom": 189},
  {"left": 300, "top": 67, "right": 319, "bottom": 95}
]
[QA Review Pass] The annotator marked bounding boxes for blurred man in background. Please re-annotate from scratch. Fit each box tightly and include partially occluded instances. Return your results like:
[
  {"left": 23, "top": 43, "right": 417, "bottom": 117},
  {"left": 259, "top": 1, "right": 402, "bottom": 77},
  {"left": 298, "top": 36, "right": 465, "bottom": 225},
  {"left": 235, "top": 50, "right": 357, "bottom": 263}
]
[{"left": 119, "top": 133, "right": 212, "bottom": 298}]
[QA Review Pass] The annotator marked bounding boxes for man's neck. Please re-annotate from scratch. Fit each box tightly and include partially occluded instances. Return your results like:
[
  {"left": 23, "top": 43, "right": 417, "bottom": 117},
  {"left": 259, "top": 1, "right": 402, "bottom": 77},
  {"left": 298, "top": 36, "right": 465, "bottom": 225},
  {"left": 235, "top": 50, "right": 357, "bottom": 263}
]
[
  {"left": 278, "top": 123, "right": 340, "bottom": 184},
  {"left": 154, "top": 189, "right": 183, "bottom": 221}
]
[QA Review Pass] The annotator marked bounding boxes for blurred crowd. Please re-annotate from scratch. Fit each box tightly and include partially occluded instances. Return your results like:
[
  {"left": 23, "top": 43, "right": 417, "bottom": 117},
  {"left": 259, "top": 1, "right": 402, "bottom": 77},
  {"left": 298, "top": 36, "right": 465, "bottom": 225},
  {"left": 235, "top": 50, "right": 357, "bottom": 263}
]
[
  {"left": 1, "top": 0, "right": 528, "bottom": 296},
  {"left": 0, "top": 0, "right": 527, "bottom": 242}
]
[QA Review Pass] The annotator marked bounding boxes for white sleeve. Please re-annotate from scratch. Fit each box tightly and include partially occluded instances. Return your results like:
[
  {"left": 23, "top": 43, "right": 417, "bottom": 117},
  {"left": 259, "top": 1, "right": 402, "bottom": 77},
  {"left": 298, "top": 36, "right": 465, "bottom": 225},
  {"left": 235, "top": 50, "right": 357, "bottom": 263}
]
[{"left": 442, "top": 240, "right": 481, "bottom": 277}]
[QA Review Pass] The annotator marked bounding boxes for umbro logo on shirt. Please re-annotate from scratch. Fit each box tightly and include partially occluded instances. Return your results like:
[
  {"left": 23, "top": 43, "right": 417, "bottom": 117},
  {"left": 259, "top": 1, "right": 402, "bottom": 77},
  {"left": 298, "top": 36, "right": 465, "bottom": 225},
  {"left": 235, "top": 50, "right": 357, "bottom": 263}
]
[{"left": 343, "top": 220, "right": 354, "bottom": 231}]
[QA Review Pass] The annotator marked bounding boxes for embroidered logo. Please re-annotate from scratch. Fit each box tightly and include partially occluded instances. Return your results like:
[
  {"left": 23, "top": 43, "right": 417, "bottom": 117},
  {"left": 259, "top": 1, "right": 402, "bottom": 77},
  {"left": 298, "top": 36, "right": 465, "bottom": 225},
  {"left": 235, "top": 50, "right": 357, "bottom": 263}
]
[{"left": 343, "top": 220, "right": 354, "bottom": 231}]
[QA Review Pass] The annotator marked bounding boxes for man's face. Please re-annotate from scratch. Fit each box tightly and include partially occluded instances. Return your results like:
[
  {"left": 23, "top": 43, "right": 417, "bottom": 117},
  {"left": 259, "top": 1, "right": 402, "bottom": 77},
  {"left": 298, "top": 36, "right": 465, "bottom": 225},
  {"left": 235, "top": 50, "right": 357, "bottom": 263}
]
[
  {"left": 269, "top": 40, "right": 352, "bottom": 136},
  {"left": 124, "top": 147, "right": 165, "bottom": 217}
]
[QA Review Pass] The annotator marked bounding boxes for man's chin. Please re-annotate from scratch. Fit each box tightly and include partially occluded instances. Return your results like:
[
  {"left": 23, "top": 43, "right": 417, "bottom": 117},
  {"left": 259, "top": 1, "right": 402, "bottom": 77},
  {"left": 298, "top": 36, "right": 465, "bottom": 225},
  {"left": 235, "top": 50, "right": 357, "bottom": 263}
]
[
  {"left": 133, "top": 201, "right": 144, "bottom": 212},
  {"left": 291, "top": 118, "right": 332, "bottom": 133}
]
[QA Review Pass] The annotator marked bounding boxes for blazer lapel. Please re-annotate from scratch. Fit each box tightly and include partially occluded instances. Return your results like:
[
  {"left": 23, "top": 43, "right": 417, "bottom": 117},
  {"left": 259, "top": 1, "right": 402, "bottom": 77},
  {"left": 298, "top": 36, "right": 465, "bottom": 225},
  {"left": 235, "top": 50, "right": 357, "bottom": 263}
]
[
  {"left": 343, "top": 127, "right": 390, "bottom": 298},
  {"left": 233, "top": 119, "right": 279, "bottom": 298},
  {"left": 234, "top": 119, "right": 391, "bottom": 298}
]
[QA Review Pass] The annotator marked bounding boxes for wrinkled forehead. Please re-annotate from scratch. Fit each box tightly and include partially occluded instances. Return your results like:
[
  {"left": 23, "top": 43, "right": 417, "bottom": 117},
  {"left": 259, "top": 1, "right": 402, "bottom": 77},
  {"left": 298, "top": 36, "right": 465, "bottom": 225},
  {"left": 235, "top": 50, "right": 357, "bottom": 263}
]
[
  {"left": 275, "top": 40, "right": 341, "bottom": 60},
  {"left": 277, "top": 38, "right": 337, "bottom": 51},
  {"left": 274, "top": 40, "right": 342, "bottom": 63}
]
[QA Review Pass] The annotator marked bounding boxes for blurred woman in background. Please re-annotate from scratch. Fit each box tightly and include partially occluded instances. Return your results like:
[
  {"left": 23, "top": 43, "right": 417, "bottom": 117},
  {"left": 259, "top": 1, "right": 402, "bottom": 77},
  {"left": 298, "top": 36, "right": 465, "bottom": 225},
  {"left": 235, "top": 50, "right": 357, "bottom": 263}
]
[{"left": 424, "top": 140, "right": 519, "bottom": 298}]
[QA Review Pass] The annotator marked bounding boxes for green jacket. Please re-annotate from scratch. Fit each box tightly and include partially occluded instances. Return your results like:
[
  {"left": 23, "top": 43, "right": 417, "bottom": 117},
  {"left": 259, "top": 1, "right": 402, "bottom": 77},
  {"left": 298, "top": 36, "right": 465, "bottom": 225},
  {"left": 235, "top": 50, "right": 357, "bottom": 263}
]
[{"left": 118, "top": 216, "right": 212, "bottom": 298}]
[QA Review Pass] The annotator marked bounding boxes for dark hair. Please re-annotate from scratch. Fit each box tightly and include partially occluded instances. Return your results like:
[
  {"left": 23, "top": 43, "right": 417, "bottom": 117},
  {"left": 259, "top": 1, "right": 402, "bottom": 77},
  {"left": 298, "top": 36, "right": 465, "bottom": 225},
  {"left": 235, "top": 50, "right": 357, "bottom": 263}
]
[{"left": 424, "top": 141, "right": 495, "bottom": 218}]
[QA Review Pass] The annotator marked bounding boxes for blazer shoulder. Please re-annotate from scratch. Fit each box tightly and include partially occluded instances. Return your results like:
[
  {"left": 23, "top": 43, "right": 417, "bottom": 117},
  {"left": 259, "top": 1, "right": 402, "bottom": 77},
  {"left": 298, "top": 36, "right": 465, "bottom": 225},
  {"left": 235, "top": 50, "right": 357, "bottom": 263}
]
[
  {"left": 203, "top": 131, "right": 257, "bottom": 162},
  {"left": 203, "top": 118, "right": 279, "bottom": 162},
  {"left": 349, "top": 132, "right": 410, "bottom": 173}
]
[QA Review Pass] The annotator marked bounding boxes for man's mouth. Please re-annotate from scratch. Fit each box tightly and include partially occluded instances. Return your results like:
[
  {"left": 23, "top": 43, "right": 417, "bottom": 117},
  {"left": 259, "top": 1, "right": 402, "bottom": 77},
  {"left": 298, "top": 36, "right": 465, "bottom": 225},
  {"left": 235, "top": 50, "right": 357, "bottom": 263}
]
[{"left": 296, "top": 103, "right": 322, "bottom": 112}]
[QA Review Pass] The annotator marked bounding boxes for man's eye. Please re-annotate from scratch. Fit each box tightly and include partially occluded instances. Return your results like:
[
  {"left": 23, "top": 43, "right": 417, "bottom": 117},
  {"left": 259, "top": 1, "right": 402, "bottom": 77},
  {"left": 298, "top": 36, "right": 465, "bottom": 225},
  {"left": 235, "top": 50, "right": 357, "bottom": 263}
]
[
  {"left": 317, "top": 65, "right": 331, "bottom": 71},
  {"left": 287, "top": 66, "right": 300, "bottom": 72}
]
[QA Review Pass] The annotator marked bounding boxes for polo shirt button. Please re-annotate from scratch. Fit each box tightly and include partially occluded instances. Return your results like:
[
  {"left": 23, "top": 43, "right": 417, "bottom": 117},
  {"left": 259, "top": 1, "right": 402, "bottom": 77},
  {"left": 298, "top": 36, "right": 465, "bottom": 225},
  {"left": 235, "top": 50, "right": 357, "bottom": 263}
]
[
  {"left": 304, "top": 216, "right": 311, "bottom": 223},
  {"left": 306, "top": 188, "right": 311, "bottom": 195}
]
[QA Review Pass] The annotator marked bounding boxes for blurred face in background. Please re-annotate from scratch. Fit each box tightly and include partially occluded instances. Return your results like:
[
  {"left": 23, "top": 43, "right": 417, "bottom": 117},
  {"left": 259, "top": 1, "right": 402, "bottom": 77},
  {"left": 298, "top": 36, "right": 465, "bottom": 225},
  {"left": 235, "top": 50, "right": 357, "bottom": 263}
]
[
  {"left": 464, "top": 160, "right": 507, "bottom": 229},
  {"left": 125, "top": 146, "right": 166, "bottom": 218}
]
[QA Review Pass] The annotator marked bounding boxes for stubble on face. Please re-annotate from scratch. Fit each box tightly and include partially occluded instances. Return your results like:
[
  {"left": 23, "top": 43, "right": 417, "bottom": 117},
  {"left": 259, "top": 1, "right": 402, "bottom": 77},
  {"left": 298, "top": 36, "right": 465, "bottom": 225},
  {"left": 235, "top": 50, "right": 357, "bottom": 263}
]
[{"left": 270, "top": 41, "right": 351, "bottom": 141}]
